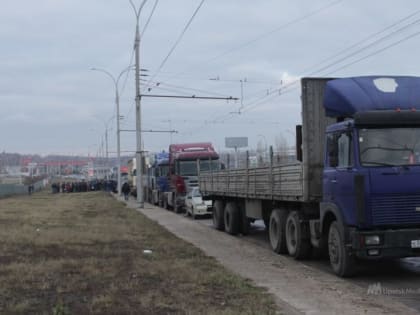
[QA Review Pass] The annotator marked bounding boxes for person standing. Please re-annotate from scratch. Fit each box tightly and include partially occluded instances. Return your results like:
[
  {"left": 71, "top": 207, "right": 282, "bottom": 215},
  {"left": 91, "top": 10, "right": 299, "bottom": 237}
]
[{"left": 121, "top": 182, "right": 130, "bottom": 201}]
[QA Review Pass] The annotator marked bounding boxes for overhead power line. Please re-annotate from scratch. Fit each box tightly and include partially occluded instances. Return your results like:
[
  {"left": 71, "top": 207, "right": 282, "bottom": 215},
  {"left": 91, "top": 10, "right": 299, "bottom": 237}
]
[
  {"left": 299, "top": 7, "right": 420, "bottom": 75},
  {"left": 144, "top": 0, "right": 206, "bottom": 90},
  {"left": 143, "top": 79, "right": 233, "bottom": 97},
  {"left": 324, "top": 30, "right": 420, "bottom": 75},
  {"left": 119, "top": 1, "right": 158, "bottom": 100},
  {"left": 141, "top": 0, "right": 159, "bottom": 38},
  {"left": 308, "top": 17, "right": 420, "bottom": 76},
  {"left": 141, "top": 94, "right": 237, "bottom": 100},
  {"left": 122, "top": 0, "right": 160, "bottom": 121},
  {"left": 237, "top": 9, "right": 420, "bottom": 115},
  {"left": 183, "top": 8, "right": 420, "bottom": 136},
  {"left": 206, "top": 0, "right": 344, "bottom": 64},
  {"left": 158, "top": 0, "right": 344, "bottom": 86}
]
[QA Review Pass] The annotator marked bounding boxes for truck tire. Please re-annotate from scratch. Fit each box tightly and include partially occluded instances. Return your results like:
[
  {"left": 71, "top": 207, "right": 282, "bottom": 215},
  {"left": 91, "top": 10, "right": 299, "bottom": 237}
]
[
  {"left": 213, "top": 200, "right": 225, "bottom": 231},
  {"left": 174, "top": 205, "right": 182, "bottom": 213},
  {"left": 269, "top": 209, "right": 288, "bottom": 254},
  {"left": 328, "top": 221, "right": 356, "bottom": 277},
  {"left": 173, "top": 195, "right": 184, "bottom": 214},
  {"left": 239, "top": 205, "right": 250, "bottom": 235},
  {"left": 285, "top": 211, "right": 312, "bottom": 259},
  {"left": 224, "top": 202, "right": 240, "bottom": 235}
]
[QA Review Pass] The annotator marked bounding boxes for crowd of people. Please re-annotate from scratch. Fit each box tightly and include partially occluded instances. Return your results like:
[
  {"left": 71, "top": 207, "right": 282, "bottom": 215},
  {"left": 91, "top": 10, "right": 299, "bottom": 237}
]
[{"left": 51, "top": 179, "right": 117, "bottom": 194}]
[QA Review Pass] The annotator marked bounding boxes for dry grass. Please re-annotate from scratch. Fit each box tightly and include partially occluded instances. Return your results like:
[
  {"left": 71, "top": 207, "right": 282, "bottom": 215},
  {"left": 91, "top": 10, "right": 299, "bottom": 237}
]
[{"left": 0, "top": 190, "right": 279, "bottom": 315}]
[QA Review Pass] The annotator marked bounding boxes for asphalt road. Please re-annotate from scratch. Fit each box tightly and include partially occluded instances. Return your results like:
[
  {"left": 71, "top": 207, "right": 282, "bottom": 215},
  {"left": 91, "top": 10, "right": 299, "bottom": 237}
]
[{"left": 192, "top": 215, "right": 420, "bottom": 312}]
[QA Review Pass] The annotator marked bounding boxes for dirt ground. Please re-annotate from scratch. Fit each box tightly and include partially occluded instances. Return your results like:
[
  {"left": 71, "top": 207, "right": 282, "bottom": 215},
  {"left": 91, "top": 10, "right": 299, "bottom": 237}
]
[
  {"left": 129, "top": 198, "right": 420, "bottom": 315},
  {"left": 0, "top": 191, "right": 278, "bottom": 315}
]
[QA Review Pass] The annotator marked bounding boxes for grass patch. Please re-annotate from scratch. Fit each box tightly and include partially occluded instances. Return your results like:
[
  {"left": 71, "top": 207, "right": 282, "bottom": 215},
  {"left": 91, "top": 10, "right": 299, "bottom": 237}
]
[{"left": 0, "top": 190, "right": 279, "bottom": 314}]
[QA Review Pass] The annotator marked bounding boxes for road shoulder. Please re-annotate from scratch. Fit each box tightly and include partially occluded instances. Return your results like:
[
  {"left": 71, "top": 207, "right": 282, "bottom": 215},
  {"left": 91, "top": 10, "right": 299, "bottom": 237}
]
[{"left": 123, "top": 198, "right": 419, "bottom": 315}]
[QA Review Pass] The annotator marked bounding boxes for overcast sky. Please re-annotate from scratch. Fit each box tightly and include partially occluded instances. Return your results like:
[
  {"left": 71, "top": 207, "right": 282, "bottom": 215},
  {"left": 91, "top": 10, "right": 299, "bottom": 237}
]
[{"left": 2, "top": 0, "right": 420, "bottom": 157}]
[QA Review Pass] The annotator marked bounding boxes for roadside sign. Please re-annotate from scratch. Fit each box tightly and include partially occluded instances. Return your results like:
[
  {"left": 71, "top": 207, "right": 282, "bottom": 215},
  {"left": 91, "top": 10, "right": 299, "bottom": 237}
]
[{"left": 225, "top": 137, "right": 248, "bottom": 148}]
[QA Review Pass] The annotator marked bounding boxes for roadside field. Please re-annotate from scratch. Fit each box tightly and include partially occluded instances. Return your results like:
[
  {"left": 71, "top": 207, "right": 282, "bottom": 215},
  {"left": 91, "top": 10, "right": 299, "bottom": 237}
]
[{"left": 0, "top": 190, "right": 278, "bottom": 315}]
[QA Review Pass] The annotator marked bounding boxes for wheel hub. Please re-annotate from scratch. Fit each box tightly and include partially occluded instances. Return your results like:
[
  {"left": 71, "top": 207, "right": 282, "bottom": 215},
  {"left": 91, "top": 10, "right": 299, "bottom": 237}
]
[{"left": 287, "top": 221, "right": 297, "bottom": 248}]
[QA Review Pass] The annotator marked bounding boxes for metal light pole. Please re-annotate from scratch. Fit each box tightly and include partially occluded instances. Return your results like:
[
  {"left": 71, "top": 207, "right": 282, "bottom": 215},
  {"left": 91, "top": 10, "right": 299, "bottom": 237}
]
[
  {"left": 130, "top": 0, "right": 148, "bottom": 208},
  {"left": 96, "top": 116, "right": 112, "bottom": 180},
  {"left": 91, "top": 66, "right": 133, "bottom": 196}
]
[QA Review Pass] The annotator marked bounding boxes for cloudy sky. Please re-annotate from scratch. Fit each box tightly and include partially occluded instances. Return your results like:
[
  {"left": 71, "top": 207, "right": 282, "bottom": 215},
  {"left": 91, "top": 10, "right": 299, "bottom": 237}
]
[{"left": 2, "top": 0, "right": 420, "bottom": 157}]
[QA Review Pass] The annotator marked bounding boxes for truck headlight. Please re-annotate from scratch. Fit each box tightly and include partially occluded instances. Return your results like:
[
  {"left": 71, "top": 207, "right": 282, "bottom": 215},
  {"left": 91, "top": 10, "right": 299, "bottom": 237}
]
[{"left": 365, "top": 235, "right": 381, "bottom": 245}]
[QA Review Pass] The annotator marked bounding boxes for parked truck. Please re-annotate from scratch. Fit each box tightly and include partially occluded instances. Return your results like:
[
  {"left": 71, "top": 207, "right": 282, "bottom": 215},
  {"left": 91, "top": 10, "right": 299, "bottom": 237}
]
[
  {"left": 164, "top": 142, "right": 220, "bottom": 213},
  {"left": 147, "top": 151, "right": 170, "bottom": 206},
  {"left": 199, "top": 76, "right": 420, "bottom": 277}
]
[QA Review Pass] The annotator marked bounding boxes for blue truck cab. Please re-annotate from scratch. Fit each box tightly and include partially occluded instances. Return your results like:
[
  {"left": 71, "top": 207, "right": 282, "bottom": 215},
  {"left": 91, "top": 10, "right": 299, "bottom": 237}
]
[
  {"left": 147, "top": 151, "right": 170, "bottom": 206},
  {"left": 319, "top": 76, "right": 420, "bottom": 275}
]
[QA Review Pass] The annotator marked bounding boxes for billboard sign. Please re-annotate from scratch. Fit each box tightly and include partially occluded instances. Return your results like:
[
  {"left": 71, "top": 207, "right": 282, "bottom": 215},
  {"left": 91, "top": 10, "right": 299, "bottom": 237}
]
[{"left": 225, "top": 137, "right": 248, "bottom": 148}]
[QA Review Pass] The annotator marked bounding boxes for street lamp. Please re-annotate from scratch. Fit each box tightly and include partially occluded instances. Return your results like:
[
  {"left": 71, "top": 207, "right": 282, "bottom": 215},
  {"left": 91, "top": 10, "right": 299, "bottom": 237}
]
[
  {"left": 130, "top": 0, "right": 148, "bottom": 208},
  {"left": 91, "top": 65, "right": 134, "bottom": 196},
  {"left": 93, "top": 116, "right": 113, "bottom": 180}
]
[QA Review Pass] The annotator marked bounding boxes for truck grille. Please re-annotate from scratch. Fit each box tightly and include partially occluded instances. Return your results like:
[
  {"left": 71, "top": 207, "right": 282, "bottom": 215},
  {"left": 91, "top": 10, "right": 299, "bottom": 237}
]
[
  {"left": 183, "top": 177, "right": 198, "bottom": 191},
  {"left": 370, "top": 193, "right": 420, "bottom": 226}
]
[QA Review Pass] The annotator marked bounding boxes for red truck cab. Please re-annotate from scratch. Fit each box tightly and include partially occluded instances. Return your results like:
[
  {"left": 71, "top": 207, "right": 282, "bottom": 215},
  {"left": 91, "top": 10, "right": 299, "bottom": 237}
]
[{"left": 164, "top": 142, "right": 219, "bottom": 212}]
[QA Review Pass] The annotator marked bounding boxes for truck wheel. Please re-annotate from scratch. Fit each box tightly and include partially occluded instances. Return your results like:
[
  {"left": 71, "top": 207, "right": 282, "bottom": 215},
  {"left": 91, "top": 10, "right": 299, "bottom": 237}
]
[
  {"left": 285, "top": 211, "right": 311, "bottom": 259},
  {"left": 224, "top": 202, "right": 240, "bottom": 235},
  {"left": 158, "top": 195, "right": 163, "bottom": 208},
  {"left": 213, "top": 200, "right": 225, "bottom": 230},
  {"left": 269, "top": 209, "right": 288, "bottom": 254},
  {"left": 328, "top": 221, "right": 356, "bottom": 277},
  {"left": 239, "top": 206, "right": 250, "bottom": 235}
]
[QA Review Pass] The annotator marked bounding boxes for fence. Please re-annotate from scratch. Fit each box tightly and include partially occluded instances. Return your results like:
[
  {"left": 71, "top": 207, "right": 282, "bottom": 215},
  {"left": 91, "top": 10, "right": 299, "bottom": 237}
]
[{"left": 0, "top": 180, "right": 46, "bottom": 198}]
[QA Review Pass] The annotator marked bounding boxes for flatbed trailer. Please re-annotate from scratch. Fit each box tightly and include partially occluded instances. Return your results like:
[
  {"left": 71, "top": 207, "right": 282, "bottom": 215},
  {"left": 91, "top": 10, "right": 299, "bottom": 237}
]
[
  {"left": 199, "top": 163, "right": 304, "bottom": 202},
  {"left": 199, "top": 76, "right": 420, "bottom": 277}
]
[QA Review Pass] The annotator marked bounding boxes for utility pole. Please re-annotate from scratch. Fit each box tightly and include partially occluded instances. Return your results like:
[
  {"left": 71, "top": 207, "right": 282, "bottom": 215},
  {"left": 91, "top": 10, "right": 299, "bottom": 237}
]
[
  {"left": 91, "top": 67, "right": 133, "bottom": 195},
  {"left": 131, "top": 0, "right": 147, "bottom": 208},
  {"left": 105, "top": 127, "right": 109, "bottom": 179},
  {"left": 130, "top": 0, "right": 236, "bottom": 207},
  {"left": 135, "top": 24, "right": 143, "bottom": 208}
]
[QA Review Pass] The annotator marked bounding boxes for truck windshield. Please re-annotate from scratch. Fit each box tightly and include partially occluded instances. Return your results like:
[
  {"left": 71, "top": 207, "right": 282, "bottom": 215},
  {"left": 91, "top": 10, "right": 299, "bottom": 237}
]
[
  {"left": 178, "top": 159, "right": 220, "bottom": 176},
  {"left": 359, "top": 127, "right": 420, "bottom": 166},
  {"left": 199, "top": 160, "right": 220, "bottom": 172},
  {"left": 157, "top": 165, "right": 169, "bottom": 177}
]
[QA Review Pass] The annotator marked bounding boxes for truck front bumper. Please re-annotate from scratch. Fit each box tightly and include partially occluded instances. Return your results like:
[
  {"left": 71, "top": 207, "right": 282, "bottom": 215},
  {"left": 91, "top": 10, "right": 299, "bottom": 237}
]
[
  {"left": 194, "top": 205, "right": 213, "bottom": 215},
  {"left": 176, "top": 195, "right": 186, "bottom": 207},
  {"left": 350, "top": 228, "right": 420, "bottom": 259}
]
